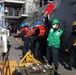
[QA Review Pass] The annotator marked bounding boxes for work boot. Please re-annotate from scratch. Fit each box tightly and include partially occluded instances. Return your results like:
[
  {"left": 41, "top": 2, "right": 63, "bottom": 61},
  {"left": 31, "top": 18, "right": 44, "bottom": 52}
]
[
  {"left": 54, "top": 66, "right": 61, "bottom": 75},
  {"left": 65, "top": 65, "right": 72, "bottom": 71},
  {"left": 68, "top": 65, "right": 72, "bottom": 71},
  {"left": 55, "top": 69, "right": 61, "bottom": 75}
]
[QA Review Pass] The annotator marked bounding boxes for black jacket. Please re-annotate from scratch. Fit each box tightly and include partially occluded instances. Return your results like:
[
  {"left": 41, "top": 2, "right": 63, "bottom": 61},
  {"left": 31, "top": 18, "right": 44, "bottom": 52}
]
[{"left": 66, "top": 31, "right": 76, "bottom": 49}]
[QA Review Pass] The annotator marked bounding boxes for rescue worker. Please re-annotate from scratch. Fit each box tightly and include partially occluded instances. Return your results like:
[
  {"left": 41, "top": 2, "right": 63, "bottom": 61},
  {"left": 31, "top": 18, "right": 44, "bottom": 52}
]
[
  {"left": 42, "top": 16, "right": 52, "bottom": 36},
  {"left": 46, "top": 19, "right": 63, "bottom": 74},
  {"left": 31, "top": 25, "right": 39, "bottom": 58},
  {"left": 13, "top": 23, "right": 31, "bottom": 57},
  {"left": 31, "top": 21, "right": 46, "bottom": 59},
  {"left": 65, "top": 21, "right": 76, "bottom": 70},
  {"left": 36, "top": 21, "right": 46, "bottom": 59}
]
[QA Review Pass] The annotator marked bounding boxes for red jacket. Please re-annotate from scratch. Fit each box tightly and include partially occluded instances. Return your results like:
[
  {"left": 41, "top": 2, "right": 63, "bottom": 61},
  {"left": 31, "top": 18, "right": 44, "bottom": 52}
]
[
  {"left": 37, "top": 25, "right": 46, "bottom": 36},
  {"left": 31, "top": 27, "right": 38, "bottom": 35},
  {"left": 19, "top": 27, "right": 31, "bottom": 37}
]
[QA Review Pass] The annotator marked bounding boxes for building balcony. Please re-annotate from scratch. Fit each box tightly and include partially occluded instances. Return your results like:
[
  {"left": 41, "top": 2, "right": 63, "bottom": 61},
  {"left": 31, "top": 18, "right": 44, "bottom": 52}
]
[
  {"left": 4, "top": 14, "right": 28, "bottom": 19},
  {"left": 0, "top": 0, "right": 25, "bottom": 4},
  {"left": 0, "top": 0, "right": 25, "bottom": 8},
  {"left": 4, "top": 7, "right": 28, "bottom": 19}
]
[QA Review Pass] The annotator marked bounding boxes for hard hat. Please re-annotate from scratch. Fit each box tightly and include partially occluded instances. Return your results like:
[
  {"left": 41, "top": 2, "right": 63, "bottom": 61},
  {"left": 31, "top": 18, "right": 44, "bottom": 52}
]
[
  {"left": 32, "top": 25, "right": 36, "bottom": 28},
  {"left": 72, "top": 21, "right": 76, "bottom": 26},
  {"left": 52, "top": 19, "right": 59, "bottom": 25},
  {"left": 20, "top": 23, "right": 26, "bottom": 28},
  {"left": 42, "top": 23, "right": 46, "bottom": 26},
  {"left": 36, "top": 20, "right": 43, "bottom": 25}
]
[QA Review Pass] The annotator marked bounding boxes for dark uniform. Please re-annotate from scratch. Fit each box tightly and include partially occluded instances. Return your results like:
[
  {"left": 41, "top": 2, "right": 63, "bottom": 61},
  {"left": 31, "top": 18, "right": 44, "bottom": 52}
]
[
  {"left": 31, "top": 21, "right": 46, "bottom": 59},
  {"left": 66, "top": 21, "right": 76, "bottom": 70},
  {"left": 31, "top": 26, "right": 39, "bottom": 58},
  {"left": 14, "top": 23, "right": 31, "bottom": 57},
  {"left": 37, "top": 24, "right": 46, "bottom": 59},
  {"left": 46, "top": 19, "right": 63, "bottom": 74}
]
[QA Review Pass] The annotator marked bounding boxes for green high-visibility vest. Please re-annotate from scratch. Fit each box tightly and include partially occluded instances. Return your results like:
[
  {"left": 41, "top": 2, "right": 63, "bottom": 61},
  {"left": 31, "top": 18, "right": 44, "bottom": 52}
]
[{"left": 47, "top": 28, "right": 63, "bottom": 48}]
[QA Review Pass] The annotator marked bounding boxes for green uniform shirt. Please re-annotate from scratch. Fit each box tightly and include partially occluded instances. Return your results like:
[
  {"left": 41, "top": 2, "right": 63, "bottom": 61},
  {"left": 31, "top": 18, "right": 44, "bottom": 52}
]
[{"left": 47, "top": 28, "right": 63, "bottom": 48}]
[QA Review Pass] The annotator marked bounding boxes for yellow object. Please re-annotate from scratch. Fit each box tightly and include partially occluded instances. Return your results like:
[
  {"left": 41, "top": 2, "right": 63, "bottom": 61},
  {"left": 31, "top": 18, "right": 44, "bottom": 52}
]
[
  {"left": 72, "top": 21, "right": 76, "bottom": 26},
  {"left": 2, "top": 51, "right": 41, "bottom": 75},
  {"left": 19, "top": 50, "right": 41, "bottom": 67},
  {"left": 73, "top": 39, "right": 76, "bottom": 46},
  {"left": 2, "top": 60, "right": 18, "bottom": 75}
]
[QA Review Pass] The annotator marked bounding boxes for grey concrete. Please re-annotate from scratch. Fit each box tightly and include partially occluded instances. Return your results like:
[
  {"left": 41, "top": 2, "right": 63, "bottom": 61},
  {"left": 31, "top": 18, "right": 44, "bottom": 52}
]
[
  {"left": 7, "top": 36, "right": 76, "bottom": 75},
  {"left": 58, "top": 51, "right": 76, "bottom": 75},
  {"left": 7, "top": 36, "right": 22, "bottom": 63}
]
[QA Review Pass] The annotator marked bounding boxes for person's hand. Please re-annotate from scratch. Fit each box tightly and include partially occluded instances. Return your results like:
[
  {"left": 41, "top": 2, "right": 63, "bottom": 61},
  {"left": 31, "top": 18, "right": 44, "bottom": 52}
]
[
  {"left": 42, "top": 18, "right": 45, "bottom": 22},
  {"left": 13, "top": 34, "right": 18, "bottom": 38},
  {"left": 43, "top": 11, "right": 48, "bottom": 17}
]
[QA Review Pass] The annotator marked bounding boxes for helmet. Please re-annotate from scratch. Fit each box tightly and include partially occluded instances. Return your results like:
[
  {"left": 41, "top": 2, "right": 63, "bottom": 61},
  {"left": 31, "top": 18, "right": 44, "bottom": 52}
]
[
  {"left": 32, "top": 25, "right": 36, "bottom": 28},
  {"left": 36, "top": 21, "right": 43, "bottom": 25},
  {"left": 72, "top": 21, "right": 76, "bottom": 26},
  {"left": 52, "top": 19, "right": 59, "bottom": 25},
  {"left": 20, "top": 23, "right": 26, "bottom": 28},
  {"left": 42, "top": 23, "right": 46, "bottom": 26}
]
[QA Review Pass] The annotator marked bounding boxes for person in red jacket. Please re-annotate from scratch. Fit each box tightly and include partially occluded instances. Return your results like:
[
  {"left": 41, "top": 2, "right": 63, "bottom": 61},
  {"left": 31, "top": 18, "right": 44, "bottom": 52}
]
[
  {"left": 31, "top": 25, "right": 39, "bottom": 58},
  {"left": 31, "top": 21, "right": 46, "bottom": 59},
  {"left": 37, "top": 21, "right": 47, "bottom": 59},
  {"left": 13, "top": 23, "right": 31, "bottom": 57}
]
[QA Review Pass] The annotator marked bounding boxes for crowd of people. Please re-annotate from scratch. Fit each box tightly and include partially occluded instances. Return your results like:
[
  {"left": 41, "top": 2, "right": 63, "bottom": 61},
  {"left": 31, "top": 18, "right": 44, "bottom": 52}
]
[{"left": 13, "top": 15, "right": 76, "bottom": 75}]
